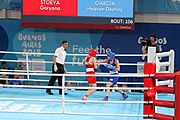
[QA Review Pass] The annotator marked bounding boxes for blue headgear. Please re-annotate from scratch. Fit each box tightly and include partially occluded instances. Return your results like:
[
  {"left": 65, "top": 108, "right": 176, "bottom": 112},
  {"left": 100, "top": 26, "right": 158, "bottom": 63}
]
[{"left": 107, "top": 52, "right": 115, "bottom": 61}]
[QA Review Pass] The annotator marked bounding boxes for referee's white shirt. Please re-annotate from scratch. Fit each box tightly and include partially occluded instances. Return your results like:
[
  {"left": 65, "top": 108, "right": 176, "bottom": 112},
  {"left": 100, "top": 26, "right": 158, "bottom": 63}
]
[{"left": 54, "top": 46, "right": 66, "bottom": 64}]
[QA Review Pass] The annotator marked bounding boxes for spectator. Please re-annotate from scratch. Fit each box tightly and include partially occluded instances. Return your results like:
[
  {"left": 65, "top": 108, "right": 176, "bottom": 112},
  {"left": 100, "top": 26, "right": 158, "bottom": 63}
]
[
  {"left": 10, "top": 62, "right": 25, "bottom": 85},
  {"left": 0, "top": 61, "right": 9, "bottom": 84}
]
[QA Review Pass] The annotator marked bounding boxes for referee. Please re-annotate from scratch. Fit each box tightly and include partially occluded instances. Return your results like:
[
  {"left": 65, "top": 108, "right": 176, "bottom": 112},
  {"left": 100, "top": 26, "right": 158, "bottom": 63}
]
[{"left": 46, "top": 40, "right": 68, "bottom": 95}]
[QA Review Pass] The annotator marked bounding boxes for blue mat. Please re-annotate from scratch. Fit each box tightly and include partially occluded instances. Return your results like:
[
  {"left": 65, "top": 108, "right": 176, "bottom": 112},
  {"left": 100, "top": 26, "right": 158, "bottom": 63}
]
[{"left": 0, "top": 88, "right": 174, "bottom": 120}]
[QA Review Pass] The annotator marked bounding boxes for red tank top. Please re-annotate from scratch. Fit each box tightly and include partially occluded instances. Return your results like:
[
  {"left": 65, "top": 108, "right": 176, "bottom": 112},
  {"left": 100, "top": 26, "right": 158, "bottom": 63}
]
[
  {"left": 86, "top": 56, "right": 95, "bottom": 74},
  {"left": 86, "top": 56, "right": 94, "bottom": 68}
]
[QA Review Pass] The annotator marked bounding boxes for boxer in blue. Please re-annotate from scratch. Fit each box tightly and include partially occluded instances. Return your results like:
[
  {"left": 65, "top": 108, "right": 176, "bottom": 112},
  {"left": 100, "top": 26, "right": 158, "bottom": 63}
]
[{"left": 100, "top": 52, "right": 128, "bottom": 101}]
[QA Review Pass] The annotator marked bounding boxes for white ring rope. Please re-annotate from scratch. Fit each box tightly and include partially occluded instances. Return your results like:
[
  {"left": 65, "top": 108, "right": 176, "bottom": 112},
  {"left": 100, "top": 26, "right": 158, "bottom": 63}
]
[
  {"left": 0, "top": 98, "right": 152, "bottom": 104},
  {"left": 1, "top": 68, "right": 147, "bottom": 74},
  {"left": 0, "top": 110, "right": 152, "bottom": 117},
  {"left": 68, "top": 54, "right": 147, "bottom": 57},
  {"left": 0, "top": 51, "right": 147, "bottom": 57},
  {"left": 0, "top": 78, "right": 144, "bottom": 85},
  {"left": 0, "top": 69, "right": 51, "bottom": 73},
  {"left": 0, "top": 71, "right": 153, "bottom": 77},
  {"left": 0, "top": 59, "right": 144, "bottom": 66},
  {"left": 0, "top": 84, "right": 150, "bottom": 90},
  {"left": 0, "top": 70, "right": 85, "bottom": 73},
  {"left": 63, "top": 113, "right": 152, "bottom": 117},
  {"left": 66, "top": 81, "right": 144, "bottom": 85}
]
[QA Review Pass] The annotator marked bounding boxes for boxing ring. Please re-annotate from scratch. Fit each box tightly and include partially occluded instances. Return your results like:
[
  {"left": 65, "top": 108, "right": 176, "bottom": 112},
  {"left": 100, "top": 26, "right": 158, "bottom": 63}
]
[{"left": 0, "top": 50, "right": 178, "bottom": 120}]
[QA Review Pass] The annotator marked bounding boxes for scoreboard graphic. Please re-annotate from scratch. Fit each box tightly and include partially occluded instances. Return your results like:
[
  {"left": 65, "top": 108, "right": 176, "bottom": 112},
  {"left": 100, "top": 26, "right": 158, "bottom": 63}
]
[{"left": 22, "top": 0, "right": 134, "bottom": 30}]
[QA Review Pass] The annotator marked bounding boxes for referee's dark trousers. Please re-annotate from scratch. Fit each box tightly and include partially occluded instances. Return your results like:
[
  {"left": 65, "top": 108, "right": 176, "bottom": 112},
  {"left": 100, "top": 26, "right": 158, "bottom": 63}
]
[{"left": 46, "top": 63, "right": 65, "bottom": 94}]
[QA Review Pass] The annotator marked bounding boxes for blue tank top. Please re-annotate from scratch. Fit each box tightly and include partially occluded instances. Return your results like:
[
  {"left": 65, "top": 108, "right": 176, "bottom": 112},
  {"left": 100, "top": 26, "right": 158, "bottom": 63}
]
[{"left": 108, "top": 59, "right": 118, "bottom": 74}]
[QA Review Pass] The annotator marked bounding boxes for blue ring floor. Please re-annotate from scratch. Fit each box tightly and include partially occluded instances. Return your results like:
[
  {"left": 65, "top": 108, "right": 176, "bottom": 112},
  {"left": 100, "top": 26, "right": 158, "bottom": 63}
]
[{"left": 0, "top": 88, "right": 174, "bottom": 120}]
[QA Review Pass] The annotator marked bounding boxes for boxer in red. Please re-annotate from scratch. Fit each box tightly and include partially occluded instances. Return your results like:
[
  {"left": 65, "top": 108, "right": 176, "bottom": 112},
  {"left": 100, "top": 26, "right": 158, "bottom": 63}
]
[{"left": 82, "top": 49, "right": 98, "bottom": 101}]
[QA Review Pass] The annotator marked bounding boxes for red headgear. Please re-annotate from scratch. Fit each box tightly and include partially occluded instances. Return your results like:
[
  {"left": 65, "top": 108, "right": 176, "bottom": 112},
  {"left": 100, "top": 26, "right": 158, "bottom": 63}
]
[{"left": 88, "top": 49, "right": 97, "bottom": 57}]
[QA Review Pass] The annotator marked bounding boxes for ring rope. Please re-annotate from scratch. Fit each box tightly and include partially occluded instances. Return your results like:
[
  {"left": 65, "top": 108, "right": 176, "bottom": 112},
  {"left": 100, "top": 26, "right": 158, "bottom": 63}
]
[
  {"left": 0, "top": 70, "right": 87, "bottom": 73},
  {"left": 0, "top": 84, "right": 150, "bottom": 90},
  {"left": 0, "top": 110, "right": 152, "bottom": 117},
  {"left": 0, "top": 78, "right": 144, "bottom": 85},
  {"left": 0, "top": 71, "right": 153, "bottom": 77},
  {"left": 0, "top": 51, "right": 147, "bottom": 57},
  {"left": 63, "top": 112, "right": 152, "bottom": 117},
  {"left": 0, "top": 59, "right": 144, "bottom": 66},
  {"left": 0, "top": 98, "right": 152, "bottom": 104}
]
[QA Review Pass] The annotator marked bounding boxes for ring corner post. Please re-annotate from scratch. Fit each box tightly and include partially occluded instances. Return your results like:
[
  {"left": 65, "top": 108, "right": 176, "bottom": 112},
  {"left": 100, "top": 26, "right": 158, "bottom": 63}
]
[
  {"left": 143, "top": 63, "right": 156, "bottom": 119},
  {"left": 175, "top": 71, "right": 180, "bottom": 120}
]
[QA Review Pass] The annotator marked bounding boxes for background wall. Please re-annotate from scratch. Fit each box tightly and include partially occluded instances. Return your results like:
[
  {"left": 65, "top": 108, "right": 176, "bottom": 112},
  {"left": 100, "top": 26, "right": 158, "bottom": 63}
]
[{"left": 0, "top": 20, "right": 179, "bottom": 71}]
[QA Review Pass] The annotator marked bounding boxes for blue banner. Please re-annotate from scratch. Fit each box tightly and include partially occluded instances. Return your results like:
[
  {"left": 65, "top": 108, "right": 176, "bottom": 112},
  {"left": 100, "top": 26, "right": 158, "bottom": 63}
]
[
  {"left": 136, "top": 0, "right": 180, "bottom": 14},
  {"left": 78, "top": 0, "right": 134, "bottom": 18}
]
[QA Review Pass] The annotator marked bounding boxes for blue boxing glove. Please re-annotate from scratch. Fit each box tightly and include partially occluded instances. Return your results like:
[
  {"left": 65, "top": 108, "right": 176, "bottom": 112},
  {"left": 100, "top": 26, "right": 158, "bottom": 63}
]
[{"left": 105, "top": 64, "right": 115, "bottom": 71}]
